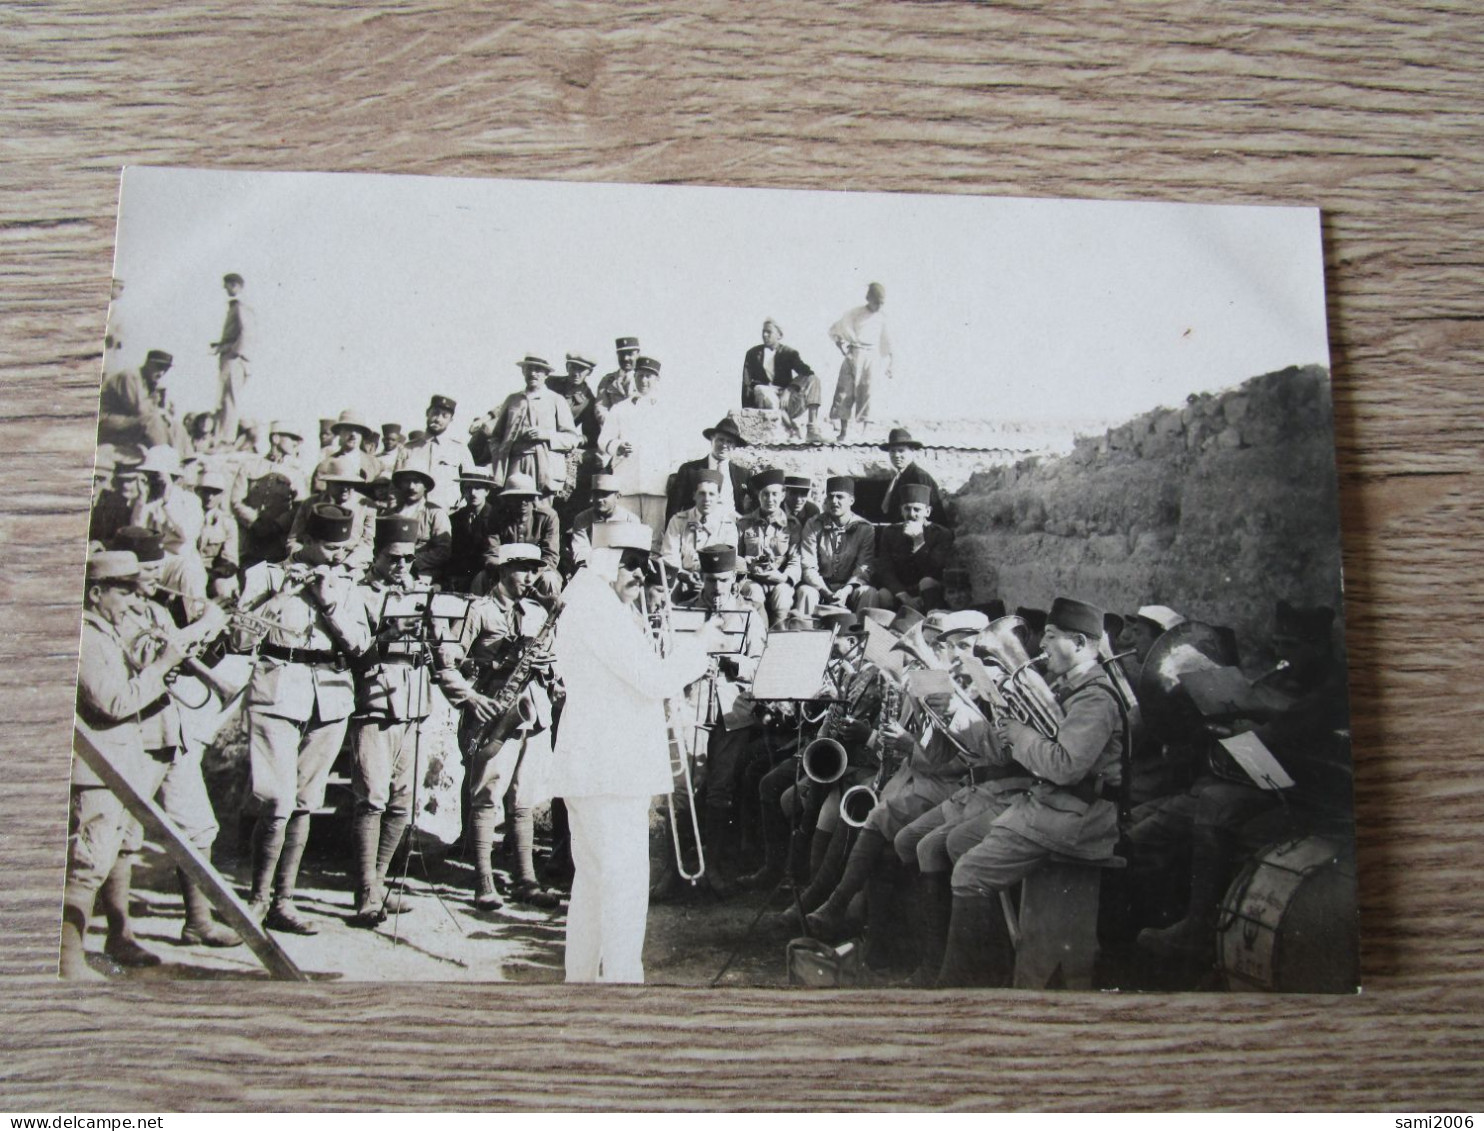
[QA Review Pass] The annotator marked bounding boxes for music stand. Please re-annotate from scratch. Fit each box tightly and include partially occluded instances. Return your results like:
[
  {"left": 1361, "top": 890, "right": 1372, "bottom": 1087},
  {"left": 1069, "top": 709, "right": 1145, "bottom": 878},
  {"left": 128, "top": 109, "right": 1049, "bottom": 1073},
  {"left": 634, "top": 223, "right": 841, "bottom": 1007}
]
[{"left": 710, "top": 628, "right": 839, "bottom": 986}]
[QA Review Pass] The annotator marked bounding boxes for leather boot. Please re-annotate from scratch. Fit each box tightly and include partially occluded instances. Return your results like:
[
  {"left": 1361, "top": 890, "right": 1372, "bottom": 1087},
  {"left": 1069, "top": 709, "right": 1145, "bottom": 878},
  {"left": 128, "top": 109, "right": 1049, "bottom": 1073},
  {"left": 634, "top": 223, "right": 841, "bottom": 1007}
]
[
  {"left": 937, "top": 894, "right": 1014, "bottom": 988},
  {"left": 349, "top": 809, "right": 386, "bottom": 927},
  {"left": 804, "top": 828, "right": 886, "bottom": 942},
  {"left": 266, "top": 812, "right": 318, "bottom": 935},
  {"left": 249, "top": 815, "right": 287, "bottom": 908},
  {"left": 736, "top": 797, "right": 789, "bottom": 890},
  {"left": 100, "top": 857, "right": 159, "bottom": 968},
  {"left": 59, "top": 902, "right": 103, "bottom": 980},
  {"left": 909, "top": 871, "right": 952, "bottom": 986},
  {"left": 177, "top": 869, "right": 242, "bottom": 947},
  {"left": 1138, "top": 826, "right": 1227, "bottom": 961},
  {"left": 703, "top": 805, "right": 738, "bottom": 899},
  {"left": 376, "top": 809, "right": 412, "bottom": 915},
  {"left": 470, "top": 807, "right": 502, "bottom": 910}
]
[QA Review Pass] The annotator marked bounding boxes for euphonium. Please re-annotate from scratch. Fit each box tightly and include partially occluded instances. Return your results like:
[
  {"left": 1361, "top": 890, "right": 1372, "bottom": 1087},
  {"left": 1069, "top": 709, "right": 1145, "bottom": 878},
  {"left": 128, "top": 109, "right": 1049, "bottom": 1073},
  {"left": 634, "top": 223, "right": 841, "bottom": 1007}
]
[{"left": 975, "top": 616, "right": 1064, "bottom": 740}]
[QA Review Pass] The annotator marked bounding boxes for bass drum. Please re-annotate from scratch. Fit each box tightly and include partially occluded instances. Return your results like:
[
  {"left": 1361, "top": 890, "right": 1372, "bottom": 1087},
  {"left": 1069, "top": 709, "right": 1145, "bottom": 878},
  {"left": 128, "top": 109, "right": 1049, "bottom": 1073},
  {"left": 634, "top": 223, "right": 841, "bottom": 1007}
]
[{"left": 1217, "top": 836, "right": 1358, "bottom": 993}]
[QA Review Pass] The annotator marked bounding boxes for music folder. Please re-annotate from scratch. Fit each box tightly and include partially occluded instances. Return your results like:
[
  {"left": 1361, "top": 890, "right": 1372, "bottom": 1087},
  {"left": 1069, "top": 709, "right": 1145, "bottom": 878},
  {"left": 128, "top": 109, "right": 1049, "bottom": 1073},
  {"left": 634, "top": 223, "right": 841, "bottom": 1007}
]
[{"left": 750, "top": 629, "right": 835, "bottom": 702}]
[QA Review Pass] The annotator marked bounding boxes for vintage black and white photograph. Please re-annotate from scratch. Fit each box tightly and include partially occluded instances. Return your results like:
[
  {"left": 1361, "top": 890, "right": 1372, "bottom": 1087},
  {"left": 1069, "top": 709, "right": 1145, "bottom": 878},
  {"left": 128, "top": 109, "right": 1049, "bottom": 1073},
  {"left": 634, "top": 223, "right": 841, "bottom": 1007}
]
[{"left": 65, "top": 166, "right": 1356, "bottom": 991}]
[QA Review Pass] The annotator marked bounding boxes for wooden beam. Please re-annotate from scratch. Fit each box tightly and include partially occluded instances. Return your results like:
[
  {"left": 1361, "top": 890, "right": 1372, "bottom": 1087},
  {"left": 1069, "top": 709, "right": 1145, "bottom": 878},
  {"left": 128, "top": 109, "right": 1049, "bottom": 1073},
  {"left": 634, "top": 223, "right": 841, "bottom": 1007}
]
[{"left": 71, "top": 724, "right": 307, "bottom": 982}]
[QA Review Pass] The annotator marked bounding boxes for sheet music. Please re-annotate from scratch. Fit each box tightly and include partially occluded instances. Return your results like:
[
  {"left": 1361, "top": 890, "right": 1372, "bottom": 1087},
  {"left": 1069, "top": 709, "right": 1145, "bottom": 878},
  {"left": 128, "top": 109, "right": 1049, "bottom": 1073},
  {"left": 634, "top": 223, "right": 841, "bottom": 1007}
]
[
  {"left": 864, "top": 620, "right": 906, "bottom": 678},
  {"left": 1219, "top": 731, "right": 1295, "bottom": 791},
  {"left": 751, "top": 629, "right": 835, "bottom": 701}
]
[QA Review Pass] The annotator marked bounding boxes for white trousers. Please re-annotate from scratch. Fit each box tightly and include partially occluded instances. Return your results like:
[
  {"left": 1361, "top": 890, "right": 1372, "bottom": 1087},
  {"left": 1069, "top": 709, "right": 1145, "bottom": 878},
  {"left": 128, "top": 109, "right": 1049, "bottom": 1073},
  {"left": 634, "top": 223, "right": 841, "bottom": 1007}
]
[{"left": 564, "top": 795, "right": 653, "bottom": 984}]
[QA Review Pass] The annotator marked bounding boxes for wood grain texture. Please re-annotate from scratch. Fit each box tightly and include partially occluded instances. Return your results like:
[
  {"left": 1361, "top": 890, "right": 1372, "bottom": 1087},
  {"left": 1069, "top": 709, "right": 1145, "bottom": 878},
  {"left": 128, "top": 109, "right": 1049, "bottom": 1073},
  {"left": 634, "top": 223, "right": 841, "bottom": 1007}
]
[{"left": 3, "top": 0, "right": 1483, "bottom": 1111}]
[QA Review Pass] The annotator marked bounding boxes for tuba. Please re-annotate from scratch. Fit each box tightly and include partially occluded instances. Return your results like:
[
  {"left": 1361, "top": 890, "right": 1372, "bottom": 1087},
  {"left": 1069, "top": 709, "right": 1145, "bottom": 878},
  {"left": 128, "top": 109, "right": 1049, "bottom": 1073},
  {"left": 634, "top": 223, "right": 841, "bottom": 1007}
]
[{"left": 973, "top": 616, "right": 1064, "bottom": 740}]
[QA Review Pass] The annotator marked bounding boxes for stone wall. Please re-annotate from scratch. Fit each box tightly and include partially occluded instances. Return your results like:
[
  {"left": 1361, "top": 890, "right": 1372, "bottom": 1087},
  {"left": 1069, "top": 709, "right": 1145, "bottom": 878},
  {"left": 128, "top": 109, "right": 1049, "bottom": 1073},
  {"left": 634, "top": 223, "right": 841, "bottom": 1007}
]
[{"left": 953, "top": 365, "right": 1345, "bottom": 664}]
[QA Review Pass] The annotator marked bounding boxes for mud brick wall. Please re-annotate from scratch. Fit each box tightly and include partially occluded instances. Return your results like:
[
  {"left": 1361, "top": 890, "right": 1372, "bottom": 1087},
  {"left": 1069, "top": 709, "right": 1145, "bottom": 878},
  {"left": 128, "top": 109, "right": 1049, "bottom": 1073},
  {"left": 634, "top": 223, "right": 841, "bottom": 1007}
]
[{"left": 953, "top": 365, "right": 1345, "bottom": 663}]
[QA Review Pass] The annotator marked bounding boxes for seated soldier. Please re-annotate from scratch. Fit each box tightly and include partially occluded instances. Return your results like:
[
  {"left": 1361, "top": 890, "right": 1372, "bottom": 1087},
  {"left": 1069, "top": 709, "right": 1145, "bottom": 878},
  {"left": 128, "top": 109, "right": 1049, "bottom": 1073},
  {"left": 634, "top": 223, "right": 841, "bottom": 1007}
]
[
  {"left": 473, "top": 472, "right": 562, "bottom": 600},
  {"left": 1131, "top": 601, "right": 1351, "bottom": 962},
  {"left": 660, "top": 469, "right": 740, "bottom": 601},
  {"left": 933, "top": 597, "right": 1127, "bottom": 987},
  {"left": 388, "top": 466, "right": 453, "bottom": 586},
  {"left": 736, "top": 468, "right": 803, "bottom": 629},
  {"left": 876, "top": 484, "right": 954, "bottom": 613},
  {"left": 564, "top": 472, "right": 640, "bottom": 577},
  {"left": 794, "top": 476, "right": 891, "bottom": 617}
]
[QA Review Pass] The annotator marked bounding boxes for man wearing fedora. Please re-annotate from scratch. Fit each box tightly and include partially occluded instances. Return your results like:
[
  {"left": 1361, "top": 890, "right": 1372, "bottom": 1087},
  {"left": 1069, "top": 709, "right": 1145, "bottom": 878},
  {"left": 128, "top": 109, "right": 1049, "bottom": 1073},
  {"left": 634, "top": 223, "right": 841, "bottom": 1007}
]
[
  {"left": 471, "top": 355, "right": 579, "bottom": 500},
  {"left": 389, "top": 466, "right": 452, "bottom": 586},
  {"left": 741, "top": 319, "right": 823, "bottom": 441},
  {"left": 666, "top": 415, "right": 749, "bottom": 522},
  {"left": 447, "top": 468, "right": 500, "bottom": 593},
  {"left": 211, "top": 273, "right": 251, "bottom": 443},
  {"left": 877, "top": 483, "right": 955, "bottom": 613},
  {"left": 236, "top": 504, "right": 374, "bottom": 935},
  {"left": 597, "top": 356, "right": 673, "bottom": 539},
  {"left": 829, "top": 281, "right": 894, "bottom": 441},
  {"left": 395, "top": 394, "right": 464, "bottom": 511},
  {"left": 287, "top": 454, "right": 376, "bottom": 574},
  {"left": 564, "top": 472, "right": 640, "bottom": 576},
  {"left": 314, "top": 410, "right": 382, "bottom": 494},
  {"left": 230, "top": 420, "right": 309, "bottom": 569},
  {"left": 97, "top": 348, "right": 181, "bottom": 451},
  {"left": 64, "top": 550, "right": 193, "bottom": 977},
  {"left": 476, "top": 472, "right": 562, "bottom": 600},
  {"left": 547, "top": 352, "right": 602, "bottom": 448},
  {"left": 880, "top": 427, "right": 952, "bottom": 527},
  {"left": 593, "top": 335, "right": 641, "bottom": 425}
]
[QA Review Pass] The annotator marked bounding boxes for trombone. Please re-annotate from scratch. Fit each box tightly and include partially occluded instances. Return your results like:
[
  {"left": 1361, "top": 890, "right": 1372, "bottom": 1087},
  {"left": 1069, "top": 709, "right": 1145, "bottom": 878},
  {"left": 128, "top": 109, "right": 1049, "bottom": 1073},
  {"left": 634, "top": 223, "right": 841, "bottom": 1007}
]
[{"left": 641, "top": 557, "right": 706, "bottom": 885}]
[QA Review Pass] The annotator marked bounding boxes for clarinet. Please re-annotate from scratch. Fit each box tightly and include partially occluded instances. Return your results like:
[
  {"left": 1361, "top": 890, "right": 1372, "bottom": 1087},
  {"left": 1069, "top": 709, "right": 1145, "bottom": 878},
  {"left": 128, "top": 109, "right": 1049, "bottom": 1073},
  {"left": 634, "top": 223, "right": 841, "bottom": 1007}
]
[{"left": 468, "top": 601, "right": 561, "bottom": 751}]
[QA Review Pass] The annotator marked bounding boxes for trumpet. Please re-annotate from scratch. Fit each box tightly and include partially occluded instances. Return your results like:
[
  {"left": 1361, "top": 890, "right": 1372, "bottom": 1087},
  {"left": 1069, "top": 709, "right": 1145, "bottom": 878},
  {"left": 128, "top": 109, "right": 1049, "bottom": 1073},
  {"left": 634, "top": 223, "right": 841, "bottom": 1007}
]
[
  {"left": 121, "top": 610, "right": 244, "bottom": 710},
  {"left": 148, "top": 582, "right": 298, "bottom": 636}
]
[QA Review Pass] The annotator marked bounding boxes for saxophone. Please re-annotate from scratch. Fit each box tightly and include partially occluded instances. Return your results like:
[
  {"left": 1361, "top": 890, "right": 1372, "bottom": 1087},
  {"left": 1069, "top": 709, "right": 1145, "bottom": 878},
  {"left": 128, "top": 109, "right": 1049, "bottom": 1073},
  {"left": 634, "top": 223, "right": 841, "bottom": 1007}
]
[
  {"left": 469, "top": 601, "right": 561, "bottom": 751},
  {"left": 840, "top": 676, "right": 905, "bottom": 827}
]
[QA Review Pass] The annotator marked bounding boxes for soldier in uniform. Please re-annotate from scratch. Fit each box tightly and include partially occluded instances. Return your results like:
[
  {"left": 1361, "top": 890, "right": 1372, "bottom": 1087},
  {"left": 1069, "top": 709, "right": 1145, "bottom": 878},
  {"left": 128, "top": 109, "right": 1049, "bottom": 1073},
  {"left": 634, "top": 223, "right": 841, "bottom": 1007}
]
[
  {"left": 394, "top": 394, "right": 463, "bottom": 512},
  {"left": 596, "top": 356, "right": 674, "bottom": 539},
  {"left": 236, "top": 504, "right": 373, "bottom": 934},
  {"left": 346, "top": 516, "right": 441, "bottom": 927},
  {"left": 131, "top": 445, "right": 204, "bottom": 567},
  {"left": 230, "top": 420, "right": 309, "bottom": 569},
  {"left": 794, "top": 475, "right": 891, "bottom": 617},
  {"left": 388, "top": 467, "right": 453, "bottom": 586},
  {"left": 64, "top": 551, "right": 189, "bottom": 978},
  {"left": 593, "top": 335, "right": 641, "bottom": 424},
  {"left": 438, "top": 543, "right": 561, "bottom": 911},
  {"left": 660, "top": 470, "right": 741, "bottom": 601},
  {"left": 934, "top": 597, "right": 1126, "bottom": 986},
  {"left": 736, "top": 468, "right": 803, "bottom": 629},
  {"left": 563, "top": 472, "right": 640, "bottom": 576},
  {"left": 97, "top": 349, "right": 179, "bottom": 451},
  {"left": 285, "top": 454, "right": 375, "bottom": 573}
]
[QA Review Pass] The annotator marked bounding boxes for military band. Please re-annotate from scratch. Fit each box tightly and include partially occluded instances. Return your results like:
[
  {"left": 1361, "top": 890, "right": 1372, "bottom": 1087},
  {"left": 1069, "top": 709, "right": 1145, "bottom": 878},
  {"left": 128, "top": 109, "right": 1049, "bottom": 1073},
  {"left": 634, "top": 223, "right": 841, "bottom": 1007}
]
[{"left": 70, "top": 338, "right": 1351, "bottom": 991}]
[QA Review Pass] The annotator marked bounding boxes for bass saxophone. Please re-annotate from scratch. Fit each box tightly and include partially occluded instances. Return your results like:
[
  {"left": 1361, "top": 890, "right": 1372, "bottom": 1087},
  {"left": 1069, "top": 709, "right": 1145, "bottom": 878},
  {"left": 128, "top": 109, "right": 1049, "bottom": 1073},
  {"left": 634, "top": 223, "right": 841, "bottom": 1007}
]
[{"left": 469, "top": 601, "right": 561, "bottom": 752}]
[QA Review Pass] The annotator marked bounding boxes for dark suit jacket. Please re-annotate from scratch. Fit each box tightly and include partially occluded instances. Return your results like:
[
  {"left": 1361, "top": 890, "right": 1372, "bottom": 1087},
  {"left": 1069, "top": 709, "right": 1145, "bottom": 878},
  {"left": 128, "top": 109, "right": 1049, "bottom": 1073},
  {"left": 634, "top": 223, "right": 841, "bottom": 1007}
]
[
  {"left": 666, "top": 456, "right": 750, "bottom": 522},
  {"left": 876, "top": 522, "right": 955, "bottom": 593},
  {"left": 882, "top": 461, "right": 954, "bottom": 527},
  {"left": 742, "top": 343, "right": 814, "bottom": 408}
]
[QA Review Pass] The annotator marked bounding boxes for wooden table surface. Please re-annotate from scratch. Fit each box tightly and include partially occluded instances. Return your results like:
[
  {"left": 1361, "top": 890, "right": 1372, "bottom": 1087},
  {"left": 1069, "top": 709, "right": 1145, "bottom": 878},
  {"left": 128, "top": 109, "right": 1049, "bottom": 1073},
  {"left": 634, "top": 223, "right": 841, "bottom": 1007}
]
[{"left": 3, "top": 2, "right": 1482, "bottom": 1112}]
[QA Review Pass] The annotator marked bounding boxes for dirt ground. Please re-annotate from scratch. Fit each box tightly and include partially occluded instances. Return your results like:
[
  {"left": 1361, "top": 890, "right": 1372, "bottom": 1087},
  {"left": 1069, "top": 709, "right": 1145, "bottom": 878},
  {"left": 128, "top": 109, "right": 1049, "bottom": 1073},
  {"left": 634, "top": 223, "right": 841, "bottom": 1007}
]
[{"left": 73, "top": 827, "right": 815, "bottom": 987}]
